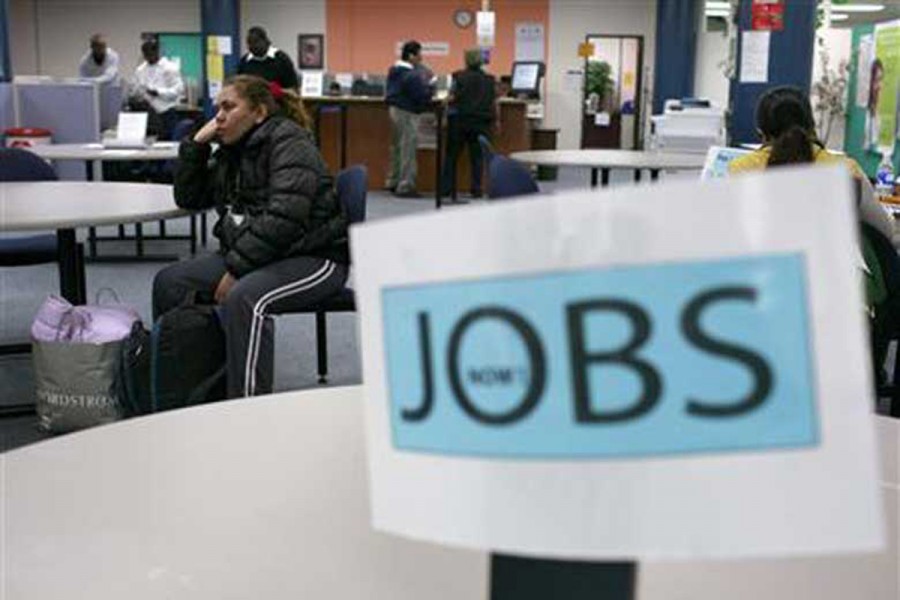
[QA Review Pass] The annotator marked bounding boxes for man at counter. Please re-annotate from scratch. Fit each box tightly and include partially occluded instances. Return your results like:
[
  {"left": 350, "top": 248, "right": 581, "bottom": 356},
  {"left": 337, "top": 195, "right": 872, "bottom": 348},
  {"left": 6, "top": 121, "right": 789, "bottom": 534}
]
[
  {"left": 440, "top": 48, "right": 496, "bottom": 201},
  {"left": 385, "top": 40, "right": 433, "bottom": 198},
  {"left": 78, "top": 33, "right": 120, "bottom": 84},
  {"left": 237, "top": 26, "right": 299, "bottom": 91}
]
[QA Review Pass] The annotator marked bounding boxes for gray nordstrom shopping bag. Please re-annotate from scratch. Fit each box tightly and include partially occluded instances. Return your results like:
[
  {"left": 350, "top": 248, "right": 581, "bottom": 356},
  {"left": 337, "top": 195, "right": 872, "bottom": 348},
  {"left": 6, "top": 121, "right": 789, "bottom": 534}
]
[
  {"left": 32, "top": 339, "right": 124, "bottom": 433},
  {"left": 30, "top": 294, "right": 146, "bottom": 433}
]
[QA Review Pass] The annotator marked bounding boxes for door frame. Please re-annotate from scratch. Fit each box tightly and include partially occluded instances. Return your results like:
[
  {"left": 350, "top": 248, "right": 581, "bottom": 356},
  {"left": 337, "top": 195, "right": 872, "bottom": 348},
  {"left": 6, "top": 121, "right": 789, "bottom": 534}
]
[{"left": 582, "top": 34, "right": 645, "bottom": 150}]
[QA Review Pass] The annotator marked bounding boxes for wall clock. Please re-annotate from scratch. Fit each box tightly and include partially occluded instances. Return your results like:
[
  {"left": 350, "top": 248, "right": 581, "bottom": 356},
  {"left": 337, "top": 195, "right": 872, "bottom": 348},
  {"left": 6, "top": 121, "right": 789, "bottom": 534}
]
[{"left": 453, "top": 8, "right": 474, "bottom": 29}]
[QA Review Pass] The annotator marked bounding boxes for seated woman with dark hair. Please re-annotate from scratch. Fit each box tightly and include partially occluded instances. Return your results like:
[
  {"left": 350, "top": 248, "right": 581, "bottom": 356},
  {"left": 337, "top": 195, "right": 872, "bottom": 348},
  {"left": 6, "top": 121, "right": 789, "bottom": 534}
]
[
  {"left": 729, "top": 85, "right": 895, "bottom": 243},
  {"left": 153, "top": 75, "right": 348, "bottom": 399}
]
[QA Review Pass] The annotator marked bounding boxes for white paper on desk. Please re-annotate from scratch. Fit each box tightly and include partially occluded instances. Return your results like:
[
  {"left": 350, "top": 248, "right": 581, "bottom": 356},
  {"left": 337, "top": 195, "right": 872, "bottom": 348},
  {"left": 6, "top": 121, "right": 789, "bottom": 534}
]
[
  {"left": 115, "top": 112, "right": 147, "bottom": 142},
  {"left": 352, "top": 166, "right": 884, "bottom": 560},
  {"left": 740, "top": 31, "right": 770, "bottom": 83}
]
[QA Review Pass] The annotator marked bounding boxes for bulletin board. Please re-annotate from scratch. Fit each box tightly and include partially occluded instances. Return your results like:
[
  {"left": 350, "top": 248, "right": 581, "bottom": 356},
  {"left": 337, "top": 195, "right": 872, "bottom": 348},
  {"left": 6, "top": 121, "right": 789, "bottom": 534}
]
[
  {"left": 845, "top": 21, "right": 900, "bottom": 178},
  {"left": 157, "top": 33, "right": 204, "bottom": 85}
]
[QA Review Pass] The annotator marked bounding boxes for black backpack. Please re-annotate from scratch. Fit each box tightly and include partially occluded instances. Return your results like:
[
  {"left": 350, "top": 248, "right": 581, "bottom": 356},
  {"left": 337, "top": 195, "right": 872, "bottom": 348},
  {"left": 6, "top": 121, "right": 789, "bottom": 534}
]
[{"left": 119, "top": 292, "right": 227, "bottom": 415}]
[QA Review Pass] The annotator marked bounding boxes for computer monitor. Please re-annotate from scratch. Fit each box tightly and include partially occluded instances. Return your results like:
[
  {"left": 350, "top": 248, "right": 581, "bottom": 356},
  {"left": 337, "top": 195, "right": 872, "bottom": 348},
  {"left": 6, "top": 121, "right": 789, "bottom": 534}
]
[{"left": 510, "top": 61, "right": 543, "bottom": 98}]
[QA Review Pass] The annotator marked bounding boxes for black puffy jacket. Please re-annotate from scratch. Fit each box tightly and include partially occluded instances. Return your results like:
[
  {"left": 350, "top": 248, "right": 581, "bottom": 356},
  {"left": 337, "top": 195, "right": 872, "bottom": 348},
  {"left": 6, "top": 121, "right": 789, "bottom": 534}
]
[{"left": 174, "top": 116, "right": 348, "bottom": 277}]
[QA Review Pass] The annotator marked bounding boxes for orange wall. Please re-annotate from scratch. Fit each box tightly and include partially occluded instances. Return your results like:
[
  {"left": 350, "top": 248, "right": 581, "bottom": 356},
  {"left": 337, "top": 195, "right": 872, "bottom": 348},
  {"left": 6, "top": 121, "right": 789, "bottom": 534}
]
[{"left": 326, "top": 0, "right": 548, "bottom": 76}]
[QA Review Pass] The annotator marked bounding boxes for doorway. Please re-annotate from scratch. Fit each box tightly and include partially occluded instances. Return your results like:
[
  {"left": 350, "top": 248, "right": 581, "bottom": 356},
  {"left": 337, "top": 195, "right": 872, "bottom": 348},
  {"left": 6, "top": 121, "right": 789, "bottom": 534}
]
[{"left": 581, "top": 35, "right": 644, "bottom": 150}]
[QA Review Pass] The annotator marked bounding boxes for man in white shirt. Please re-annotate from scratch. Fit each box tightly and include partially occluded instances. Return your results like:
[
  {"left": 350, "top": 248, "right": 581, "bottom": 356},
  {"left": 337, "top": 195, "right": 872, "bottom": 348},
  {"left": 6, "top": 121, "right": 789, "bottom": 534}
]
[
  {"left": 78, "top": 33, "right": 120, "bottom": 84},
  {"left": 130, "top": 39, "right": 185, "bottom": 140}
]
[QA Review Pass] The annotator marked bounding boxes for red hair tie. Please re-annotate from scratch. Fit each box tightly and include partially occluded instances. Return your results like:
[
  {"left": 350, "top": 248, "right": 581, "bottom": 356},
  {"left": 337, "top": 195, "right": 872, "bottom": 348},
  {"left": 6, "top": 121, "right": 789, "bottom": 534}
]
[{"left": 268, "top": 81, "right": 284, "bottom": 100}]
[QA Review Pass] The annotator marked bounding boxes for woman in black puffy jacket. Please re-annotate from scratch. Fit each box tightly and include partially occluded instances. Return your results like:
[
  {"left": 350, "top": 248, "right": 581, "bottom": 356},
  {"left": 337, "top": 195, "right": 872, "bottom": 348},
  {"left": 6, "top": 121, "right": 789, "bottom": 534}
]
[{"left": 152, "top": 75, "right": 348, "bottom": 399}]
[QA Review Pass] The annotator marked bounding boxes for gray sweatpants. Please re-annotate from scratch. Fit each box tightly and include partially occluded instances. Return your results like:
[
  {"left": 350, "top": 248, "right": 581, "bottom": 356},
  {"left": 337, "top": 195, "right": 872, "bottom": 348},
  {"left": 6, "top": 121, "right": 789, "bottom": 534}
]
[
  {"left": 386, "top": 105, "right": 419, "bottom": 193},
  {"left": 152, "top": 253, "right": 348, "bottom": 399}
]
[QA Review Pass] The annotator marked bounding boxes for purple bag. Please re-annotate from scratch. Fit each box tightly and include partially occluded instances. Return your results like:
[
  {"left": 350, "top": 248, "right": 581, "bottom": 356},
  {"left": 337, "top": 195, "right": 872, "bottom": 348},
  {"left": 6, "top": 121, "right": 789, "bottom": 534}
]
[
  {"left": 31, "top": 294, "right": 141, "bottom": 344},
  {"left": 31, "top": 294, "right": 145, "bottom": 433}
]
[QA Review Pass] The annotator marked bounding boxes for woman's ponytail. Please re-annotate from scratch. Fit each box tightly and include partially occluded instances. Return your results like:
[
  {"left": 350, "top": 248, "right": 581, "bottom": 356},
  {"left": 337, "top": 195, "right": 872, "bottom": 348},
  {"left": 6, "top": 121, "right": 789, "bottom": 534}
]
[
  {"left": 768, "top": 124, "right": 814, "bottom": 166},
  {"left": 276, "top": 90, "right": 312, "bottom": 131}
]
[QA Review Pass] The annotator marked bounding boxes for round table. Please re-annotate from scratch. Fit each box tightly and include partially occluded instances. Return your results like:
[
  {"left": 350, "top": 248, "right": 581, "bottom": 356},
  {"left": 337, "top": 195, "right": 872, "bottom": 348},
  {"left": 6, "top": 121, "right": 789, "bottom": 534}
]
[
  {"left": 0, "top": 181, "right": 187, "bottom": 304},
  {"left": 510, "top": 149, "right": 707, "bottom": 187},
  {"left": 2, "top": 384, "right": 897, "bottom": 599},
  {"left": 23, "top": 143, "right": 201, "bottom": 258},
  {"left": 25, "top": 141, "right": 180, "bottom": 164}
]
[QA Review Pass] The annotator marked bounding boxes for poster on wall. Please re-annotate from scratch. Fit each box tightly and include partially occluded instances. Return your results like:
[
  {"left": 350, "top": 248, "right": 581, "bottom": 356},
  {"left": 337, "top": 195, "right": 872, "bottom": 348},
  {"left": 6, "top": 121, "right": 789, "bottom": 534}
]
[
  {"left": 515, "top": 22, "right": 545, "bottom": 62},
  {"left": 855, "top": 34, "right": 875, "bottom": 109},
  {"left": 751, "top": 0, "right": 784, "bottom": 32},
  {"left": 867, "top": 20, "right": 900, "bottom": 153}
]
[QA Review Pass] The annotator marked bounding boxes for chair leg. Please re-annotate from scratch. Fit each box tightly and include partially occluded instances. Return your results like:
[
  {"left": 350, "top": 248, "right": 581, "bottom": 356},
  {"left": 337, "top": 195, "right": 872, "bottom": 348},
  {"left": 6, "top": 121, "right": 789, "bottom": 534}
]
[{"left": 316, "top": 311, "right": 328, "bottom": 384}]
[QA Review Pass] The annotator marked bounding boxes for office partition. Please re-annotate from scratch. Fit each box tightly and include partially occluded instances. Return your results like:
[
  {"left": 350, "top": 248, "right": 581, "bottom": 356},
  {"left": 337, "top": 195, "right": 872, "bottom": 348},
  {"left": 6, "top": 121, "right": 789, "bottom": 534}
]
[{"left": 15, "top": 80, "right": 100, "bottom": 180}]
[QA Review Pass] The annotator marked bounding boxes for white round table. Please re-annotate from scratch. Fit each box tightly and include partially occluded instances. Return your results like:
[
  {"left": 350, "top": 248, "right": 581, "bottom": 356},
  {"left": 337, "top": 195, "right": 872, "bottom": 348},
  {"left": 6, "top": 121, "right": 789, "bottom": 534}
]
[
  {"left": 0, "top": 181, "right": 187, "bottom": 304},
  {"left": 25, "top": 141, "right": 180, "bottom": 164},
  {"left": 23, "top": 142, "right": 202, "bottom": 258},
  {"left": 510, "top": 149, "right": 707, "bottom": 187},
  {"left": 1, "top": 385, "right": 897, "bottom": 599}
]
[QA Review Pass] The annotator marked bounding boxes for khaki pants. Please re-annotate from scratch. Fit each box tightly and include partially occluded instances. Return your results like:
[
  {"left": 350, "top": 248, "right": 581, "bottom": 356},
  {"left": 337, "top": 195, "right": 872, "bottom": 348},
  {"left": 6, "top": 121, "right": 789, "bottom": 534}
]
[{"left": 386, "top": 106, "right": 419, "bottom": 193}]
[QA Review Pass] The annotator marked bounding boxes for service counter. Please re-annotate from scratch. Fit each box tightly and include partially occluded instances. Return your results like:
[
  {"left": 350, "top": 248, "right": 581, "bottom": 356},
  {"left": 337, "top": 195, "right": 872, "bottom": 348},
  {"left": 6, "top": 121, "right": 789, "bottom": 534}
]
[{"left": 305, "top": 96, "right": 531, "bottom": 196}]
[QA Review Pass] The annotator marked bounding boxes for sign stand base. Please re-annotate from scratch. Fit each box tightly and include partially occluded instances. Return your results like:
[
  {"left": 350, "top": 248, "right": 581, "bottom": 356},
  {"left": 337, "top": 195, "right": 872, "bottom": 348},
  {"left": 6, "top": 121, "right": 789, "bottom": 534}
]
[{"left": 490, "top": 554, "right": 636, "bottom": 600}]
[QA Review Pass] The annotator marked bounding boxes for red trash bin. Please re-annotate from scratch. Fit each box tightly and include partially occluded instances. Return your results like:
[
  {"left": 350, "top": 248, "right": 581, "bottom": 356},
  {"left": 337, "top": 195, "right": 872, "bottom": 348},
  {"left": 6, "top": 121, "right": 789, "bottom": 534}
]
[{"left": 4, "top": 127, "right": 53, "bottom": 149}]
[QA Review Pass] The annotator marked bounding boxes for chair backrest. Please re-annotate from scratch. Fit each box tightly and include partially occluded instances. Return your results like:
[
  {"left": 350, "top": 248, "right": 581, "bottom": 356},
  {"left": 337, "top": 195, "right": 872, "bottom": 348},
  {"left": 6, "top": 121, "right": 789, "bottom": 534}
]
[
  {"left": 476, "top": 134, "right": 539, "bottom": 200},
  {"left": 0, "top": 147, "right": 58, "bottom": 182},
  {"left": 488, "top": 155, "right": 540, "bottom": 199},
  {"left": 171, "top": 118, "right": 196, "bottom": 143},
  {"left": 336, "top": 165, "right": 368, "bottom": 224}
]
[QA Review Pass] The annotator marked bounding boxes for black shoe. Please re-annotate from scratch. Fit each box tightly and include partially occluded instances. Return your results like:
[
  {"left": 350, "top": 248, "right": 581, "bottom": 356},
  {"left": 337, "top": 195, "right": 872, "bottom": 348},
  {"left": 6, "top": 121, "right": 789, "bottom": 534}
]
[
  {"left": 394, "top": 188, "right": 421, "bottom": 199},
  {"left": 470, "top": 191, "right": 483, "bottom": 199}
]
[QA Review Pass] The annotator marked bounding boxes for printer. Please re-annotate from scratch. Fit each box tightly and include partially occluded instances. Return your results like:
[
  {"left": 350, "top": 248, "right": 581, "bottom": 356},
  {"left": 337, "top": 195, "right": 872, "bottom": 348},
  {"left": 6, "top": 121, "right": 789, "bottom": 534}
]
[{"left": 650, "top": 98, "right": 726, "bottom": 154}]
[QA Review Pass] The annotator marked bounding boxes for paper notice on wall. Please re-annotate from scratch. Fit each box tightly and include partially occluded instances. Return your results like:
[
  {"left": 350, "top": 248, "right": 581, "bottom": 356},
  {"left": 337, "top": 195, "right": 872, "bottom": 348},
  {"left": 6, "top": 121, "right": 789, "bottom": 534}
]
[
  {"left": 594, "top": 111, "right": 611, "bottom": 126},
  {"left": 206, "top": 54, "right": 224, "bottom": 82},
  {"left": 218, "top": 36, "right": 233, "bottom": 56},
  {"left": 352, "top": 166, "right": 884, "bottom": 560},
  {"left": 856, "top": 35, "right": 875, "bottom": 108},
  {"left": 515, "top": 22, "right": 544, "bottom": 62},
  {"left": 563, "top": 69, "right": 583, "bottom": 93},
  {"left": 740, "top": 31, "right": 770, "bottom": 83},
  {"left": 477, "top": 11, "right": 496, "bottom": 48}
]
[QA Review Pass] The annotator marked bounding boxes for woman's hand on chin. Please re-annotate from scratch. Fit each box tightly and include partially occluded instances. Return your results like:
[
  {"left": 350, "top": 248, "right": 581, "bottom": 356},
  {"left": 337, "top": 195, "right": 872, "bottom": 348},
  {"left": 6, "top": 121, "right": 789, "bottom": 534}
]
[{"left": 194, "top": 118, "right": 219, "bottom": 144}]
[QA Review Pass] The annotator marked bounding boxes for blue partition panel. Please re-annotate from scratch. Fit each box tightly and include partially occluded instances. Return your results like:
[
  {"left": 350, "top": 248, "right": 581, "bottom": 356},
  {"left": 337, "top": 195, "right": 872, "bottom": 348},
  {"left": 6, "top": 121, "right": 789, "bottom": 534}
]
[
  {"left": 100, "top": 84, "right": 123, "bottom": 132},
  {"left": 16, "top": 82, "right": 100, "bottom": 180},
  {"left": 0, "top": 83, "right": 13, "bottom": 135}
]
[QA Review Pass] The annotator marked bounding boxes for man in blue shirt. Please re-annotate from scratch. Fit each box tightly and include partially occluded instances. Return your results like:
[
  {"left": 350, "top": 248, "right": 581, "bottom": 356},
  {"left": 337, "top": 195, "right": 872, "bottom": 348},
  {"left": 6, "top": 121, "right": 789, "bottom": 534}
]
[{"left": 385, "top": 40, "right": 433, "bottom": 198}]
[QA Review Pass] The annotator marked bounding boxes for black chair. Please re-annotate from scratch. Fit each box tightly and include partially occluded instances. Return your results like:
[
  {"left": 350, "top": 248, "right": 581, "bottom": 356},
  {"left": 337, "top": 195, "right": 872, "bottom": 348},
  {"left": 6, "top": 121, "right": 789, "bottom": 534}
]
[
  {"left": 477, "top": 135, "right": 540, "bottom": 199},
  {"left": 0, "top": 147, "right": 86, "bottom": 356},
  {"left": 862, "top": 221, "right": 900, "bottom": 417},
  {"left": 292, "top": 165, "right": 367, "bottom": 383}
]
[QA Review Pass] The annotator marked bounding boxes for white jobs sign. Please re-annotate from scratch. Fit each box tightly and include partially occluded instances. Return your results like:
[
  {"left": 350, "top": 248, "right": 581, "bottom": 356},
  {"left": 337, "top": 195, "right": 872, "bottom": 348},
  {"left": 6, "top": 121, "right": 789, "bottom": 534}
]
[{"left": 352, "top": 166, "right": 883, "bottom": 560}]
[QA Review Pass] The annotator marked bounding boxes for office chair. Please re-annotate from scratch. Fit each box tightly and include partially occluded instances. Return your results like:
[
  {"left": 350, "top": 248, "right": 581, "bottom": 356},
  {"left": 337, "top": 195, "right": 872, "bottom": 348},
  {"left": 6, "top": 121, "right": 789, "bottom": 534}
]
[
  {"left": 0, "top": 147, "right": 85, "bottom": 356},
  {"left": 477, "top": 135, "right": 540, "bottom": 199},
  {"left": 862, "top": 221, "right": 900, "bottom": 418},
  {"left": 280, "top": 165, "right": 368, "bottom": 383}
]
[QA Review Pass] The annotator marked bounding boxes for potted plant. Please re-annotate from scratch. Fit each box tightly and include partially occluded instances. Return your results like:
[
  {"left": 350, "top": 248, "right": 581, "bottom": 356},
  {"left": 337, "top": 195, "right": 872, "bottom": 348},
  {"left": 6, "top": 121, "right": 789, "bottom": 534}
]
[{"left": 585, "top": 60, "right": 614, "bottom": 115}]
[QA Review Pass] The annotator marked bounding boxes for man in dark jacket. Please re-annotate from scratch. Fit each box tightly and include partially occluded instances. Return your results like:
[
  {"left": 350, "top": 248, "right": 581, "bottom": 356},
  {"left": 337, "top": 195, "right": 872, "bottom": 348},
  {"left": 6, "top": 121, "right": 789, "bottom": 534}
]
[
  {"left": 440, "top": 48, "right": 496, "bottom": 201},
  {"left": 237, "top": 26, "right": 299, "bottom": 91},
  {"left": 385, "top": 40, "right": 433, "bottom": 198}
]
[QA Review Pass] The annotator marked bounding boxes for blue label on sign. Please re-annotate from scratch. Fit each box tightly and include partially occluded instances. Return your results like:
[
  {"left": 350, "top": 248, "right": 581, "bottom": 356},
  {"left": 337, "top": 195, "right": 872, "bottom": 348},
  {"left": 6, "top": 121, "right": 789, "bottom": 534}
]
[{"left": 382, "top": 254, "right": 818, "bottom": 458}]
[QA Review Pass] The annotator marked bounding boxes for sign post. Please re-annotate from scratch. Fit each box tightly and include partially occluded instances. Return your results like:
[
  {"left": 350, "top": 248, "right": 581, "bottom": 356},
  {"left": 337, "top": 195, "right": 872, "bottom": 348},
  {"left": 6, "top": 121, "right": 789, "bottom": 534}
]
[{"left": 353, "top": 167, "right": 884, "bottom": 595}]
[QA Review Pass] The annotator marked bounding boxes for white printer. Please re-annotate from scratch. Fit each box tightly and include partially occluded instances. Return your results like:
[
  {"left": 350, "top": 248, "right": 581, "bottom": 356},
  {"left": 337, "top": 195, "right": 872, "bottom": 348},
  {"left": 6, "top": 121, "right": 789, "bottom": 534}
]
[{"left": 650, "top": 98, "right": 726, "bottom": 154}]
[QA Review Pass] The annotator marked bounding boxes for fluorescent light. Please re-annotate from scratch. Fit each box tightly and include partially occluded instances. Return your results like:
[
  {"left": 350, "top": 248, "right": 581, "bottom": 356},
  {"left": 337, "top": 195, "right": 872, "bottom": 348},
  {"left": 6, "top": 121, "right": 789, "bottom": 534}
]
[
  {"left": 831, "top": 3, "right": 884, "bottom": 13},
  {"left": 829, "top": 13, "right": 850, "bottom": 20},
  {"left": 705, "top": 1, "right": 731, "bottom": 9},
  {"left": 706, "top": 9, "right": 730, "bottom": 18}
]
